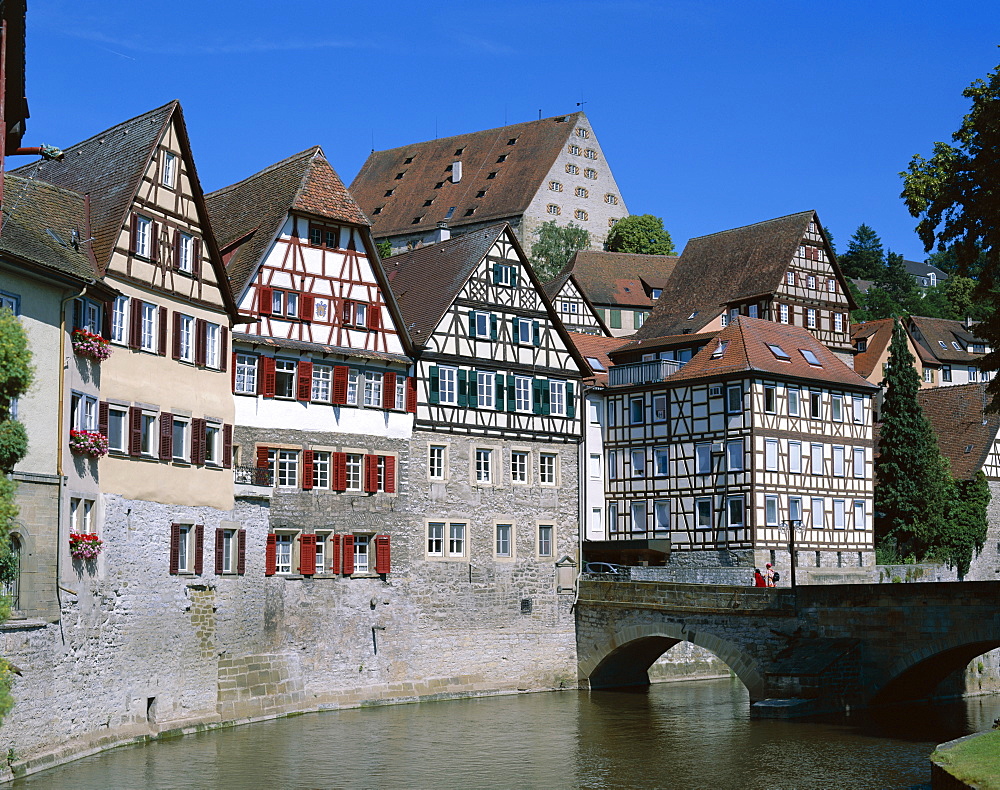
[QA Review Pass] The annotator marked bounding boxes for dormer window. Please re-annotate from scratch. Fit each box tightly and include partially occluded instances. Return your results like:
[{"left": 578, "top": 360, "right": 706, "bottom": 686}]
[
  {"left": 445, "top": 207, "right": 456, "bottom": 219},
  {"left": 507, "top": 137, "right": 518, "bottom": 145},
  {"left": 687, "top": 310, "right": 699, "bottom": 320},
  {"left": 651, "top": 289, "right": 662, "bottom": 300},
  {"left": 454, "top": 147, "right": 465, "bottom": 155},
  {"left": 403, "top": 156, "right": 414, "bottom": 164},
  {"left": 766, "top": 343, "right": 790, "bottom": 361},
  {"left": 476, "top": 190, "right": 487, "bottom": 198},
  {"left": 384, "top": 189, "right": 394, "bottom": 197},
  {"left": 434, "top": 181, "right": 444, "bottom": 189},
  {"left": 487, "top": 171, "right": 498, "bottom": 180},
  {"left": 856, "top": 339, "right": 868, "bottom": 352},
  {"left": 496, "top": 154, "right": 508, "bottom": 163},
  {"left": 395, "top": 172, "right": 405, "bottom": 180},
  {"left": 463, "top": 208, "right": 476, "bottom": 217}
]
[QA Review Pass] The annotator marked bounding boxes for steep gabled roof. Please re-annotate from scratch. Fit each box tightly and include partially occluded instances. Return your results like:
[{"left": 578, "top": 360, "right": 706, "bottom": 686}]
[
  {"left": 349, "top": 113, "right": 582, "bottom": 239},
  {"left": 851, "top": 319, "right": 895, "bottom": 378},
  {"left": 206, "top": 146, "right": 370, "bottom": 296},
  {"left": 918, "top": 382, "right": 1000, "bottom": 480},
  {"left": 663, "top": 316, "right": 877, "bottom": 390},
  {"left": 1, "top": 0, "right": 27, "bottom": 153},
  {"left": 635, "top": 211, "right": 847, "bottom": 339},
  {"left": 565, "top": 332, "right": 630, "bottom": 386},
  {"left": 907, "top": 315, "right": 987, "bottom": 364},
  {"left": 557, "top": 250, "right": 677, "bottom": 307}
]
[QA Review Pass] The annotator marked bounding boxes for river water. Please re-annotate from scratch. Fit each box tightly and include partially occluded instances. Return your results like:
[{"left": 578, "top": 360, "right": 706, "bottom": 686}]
[{"left": 13, "top": 678, "right": 1000, "bottom": 790}]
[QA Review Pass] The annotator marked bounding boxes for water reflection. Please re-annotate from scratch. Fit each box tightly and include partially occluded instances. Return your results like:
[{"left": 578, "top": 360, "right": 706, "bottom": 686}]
[{"left": 13, "top": 679, "right": 1000, "bottom": 790}]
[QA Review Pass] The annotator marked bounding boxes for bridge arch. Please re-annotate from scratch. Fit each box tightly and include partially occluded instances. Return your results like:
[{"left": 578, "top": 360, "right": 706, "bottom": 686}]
[{"left": 578, "top": 620, "right": 767, "bottom": 701}]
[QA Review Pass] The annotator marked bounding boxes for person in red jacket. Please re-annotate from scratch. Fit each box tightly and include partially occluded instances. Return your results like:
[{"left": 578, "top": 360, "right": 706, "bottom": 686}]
[{"left": 753, "top": 568, "right": 767, "bottom": 587}]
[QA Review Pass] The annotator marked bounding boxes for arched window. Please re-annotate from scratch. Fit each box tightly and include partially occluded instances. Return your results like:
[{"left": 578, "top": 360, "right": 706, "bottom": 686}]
[{"left": 1, "top": 534, "right": 21, "bottom": 610}]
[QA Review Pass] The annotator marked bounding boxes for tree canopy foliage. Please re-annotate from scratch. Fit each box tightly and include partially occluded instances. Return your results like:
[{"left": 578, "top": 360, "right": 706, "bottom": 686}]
[
  {"left": 604, "top": 214, "right": 675, "bottom": 256},
  {"left": 375, "top": 238, "right": 392, "bottom": 260},
  {"left": 838, "top": 224, "right": 885, "bottom": 281},
  {"left": 529, "top": 220, "right": 589, "bottom": 282}
]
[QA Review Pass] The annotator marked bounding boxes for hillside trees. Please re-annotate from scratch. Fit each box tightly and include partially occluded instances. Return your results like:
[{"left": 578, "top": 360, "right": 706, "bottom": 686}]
[{"left": 838, "top": 224, "right": 885, "bottom": 280}]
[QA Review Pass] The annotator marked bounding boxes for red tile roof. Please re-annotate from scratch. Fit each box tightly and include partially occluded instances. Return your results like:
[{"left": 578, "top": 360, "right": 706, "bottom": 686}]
[
  {"left": 851, "top": 318, "right": 895, "bottom": 378},
  {"left": 555, "top": 250, "right": 677, "bottom": 307},
  {"left": 566, "top": 332, "right": 631, "bottom": 385},
  {"left": 917, "top": 382, "right": 1000, "bottom": 480}
]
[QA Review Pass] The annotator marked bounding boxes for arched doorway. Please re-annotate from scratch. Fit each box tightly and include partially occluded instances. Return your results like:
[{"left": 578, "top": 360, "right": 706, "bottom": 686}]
[{"left": 1, "top": 534, "right": 21, "bottom": 611}]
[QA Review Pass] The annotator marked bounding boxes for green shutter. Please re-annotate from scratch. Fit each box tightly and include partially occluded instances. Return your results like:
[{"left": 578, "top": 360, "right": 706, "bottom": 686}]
[
  {"left": 567, "top": 382, "right": 576, "bottom": 419},
  {"left": 511, "top": 268, "right": 519, "bottom": 288},
  {"left": 490, "top": 315, "right": 498, "bottom": 340},
  {"left": 457, "top": 369, "right": 468, "bottom": 407},
  {"left": 468, "top": 371, "right": 479, "bottom": 408},
  {"left": 429, "top": 366, "right": 440, "bottom": 404},
  {"left": 493, "top": 263, "right": 502, "bottom": 284},
  {"left": 532, "top": 380, "right": 543, "bottom": 414},
  {"left": 495, "top": 373, "right": 505, "bottom": 411},
  {"left": 532, "top": 321, "right": 541, "bottom": 347},
  {"left": 468, "top": 311, "right": 476, "bottom": 337},
  {"left": 541, "top": 380, "right": 551, "bottom": 415},
  {"left": 512, "top": 317, "right": 520, "bottom": 344},
  {"left": 507, "top": 375, "right": 517, "bottom": 411},
  {"left": 610, "top": 309, "right": 622, "bottom": 329}
]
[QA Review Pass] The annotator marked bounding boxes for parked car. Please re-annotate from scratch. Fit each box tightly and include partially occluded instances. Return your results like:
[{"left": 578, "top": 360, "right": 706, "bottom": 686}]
[{"left": 584, "top": 562, "right": 627, "bottom": 576}]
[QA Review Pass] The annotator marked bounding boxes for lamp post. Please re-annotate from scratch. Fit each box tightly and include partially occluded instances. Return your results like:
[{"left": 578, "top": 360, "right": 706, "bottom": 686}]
[{"left": 785, "top": 519, "right": 803, "bottom": 587}]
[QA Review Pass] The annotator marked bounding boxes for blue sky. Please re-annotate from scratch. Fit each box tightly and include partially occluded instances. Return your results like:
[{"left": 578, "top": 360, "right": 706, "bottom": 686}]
[{"left": 20, "top": 0, "right": 1000, "bottom": 261}]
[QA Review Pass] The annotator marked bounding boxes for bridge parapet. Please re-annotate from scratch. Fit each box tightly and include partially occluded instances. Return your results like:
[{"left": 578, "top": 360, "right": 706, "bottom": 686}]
[{"left": 578, "top": 579, "right": 796, "bottom": 615}]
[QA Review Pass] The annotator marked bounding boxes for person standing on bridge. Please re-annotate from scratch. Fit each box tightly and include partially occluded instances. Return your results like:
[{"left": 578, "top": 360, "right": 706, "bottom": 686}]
[
  {"left": 765, "top": 563, "right": 776, "bottom": 587},
  {"left": 753, "top": 568, "right": 767, "bottom": 587}
]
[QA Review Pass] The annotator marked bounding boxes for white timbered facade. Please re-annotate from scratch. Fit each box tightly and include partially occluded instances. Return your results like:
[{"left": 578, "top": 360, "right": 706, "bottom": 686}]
[{"left": 545, "top": 273, "right": 610, "bottom": 336}]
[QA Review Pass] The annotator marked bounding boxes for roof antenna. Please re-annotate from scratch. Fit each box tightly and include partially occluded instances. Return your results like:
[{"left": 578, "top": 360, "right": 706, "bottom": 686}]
[{"left": 538, "top": 109, "right": 541, "bottom": 120}]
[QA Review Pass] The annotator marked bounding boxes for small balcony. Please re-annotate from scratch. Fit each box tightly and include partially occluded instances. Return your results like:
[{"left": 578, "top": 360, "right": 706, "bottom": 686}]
[
  {"left": 608, "top": 359, "right": 684, "bottom": 387},
  {"left": 234, "top": 465, "right": 273, "bottom": 487}
]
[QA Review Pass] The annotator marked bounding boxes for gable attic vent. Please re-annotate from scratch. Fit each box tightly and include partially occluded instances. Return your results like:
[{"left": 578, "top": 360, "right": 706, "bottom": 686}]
[{"left": 452, "top": 161, "right": 462, "bottom": 183}]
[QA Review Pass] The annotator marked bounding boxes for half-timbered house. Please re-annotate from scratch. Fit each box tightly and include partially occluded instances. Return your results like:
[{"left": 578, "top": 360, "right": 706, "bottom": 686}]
[
  {"left": 635, "top": 211, "right": 857, "bottom": 362},
  {"left": 543, "top": 270, "right": 611, "bottom": 336},
  {"left": 602, "top": 317, "right": 877, "bottom": 575},
  {"left": 206, "top": 147, "right": 413, "bottom": 578}
]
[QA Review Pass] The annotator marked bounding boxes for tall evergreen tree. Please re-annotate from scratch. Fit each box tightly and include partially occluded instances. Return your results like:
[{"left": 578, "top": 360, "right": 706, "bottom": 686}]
[
  {"left": 875, "top": 320, "right": 950, "bottom": 560},
  {"left": 838, "top": 224, "right": 885, "bottom": 281},
  {"left": 876, "top": 251, "right": 921, "bottom": 312}
]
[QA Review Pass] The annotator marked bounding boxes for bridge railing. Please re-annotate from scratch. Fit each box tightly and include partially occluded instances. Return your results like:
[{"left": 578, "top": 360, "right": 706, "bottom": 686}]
[{"left": 578, "top": 578, "right": 796, "bottom": 614}]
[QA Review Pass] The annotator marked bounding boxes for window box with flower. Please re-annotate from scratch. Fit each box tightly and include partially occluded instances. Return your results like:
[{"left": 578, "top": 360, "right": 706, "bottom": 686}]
[
  {"left": 71, "top": 328, "right": 112, "bottom": 362},
  {"left": 69, "top": 533, "right": 103, "bottom": 561},
  {"left": 69, "top": 430, "right": 109, "bottom": 458}
]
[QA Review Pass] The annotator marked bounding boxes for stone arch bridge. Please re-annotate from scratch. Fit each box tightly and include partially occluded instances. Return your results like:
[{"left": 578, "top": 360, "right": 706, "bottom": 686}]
[{"left": 575, "top": 579, "right": 1000, "bottom": 716}]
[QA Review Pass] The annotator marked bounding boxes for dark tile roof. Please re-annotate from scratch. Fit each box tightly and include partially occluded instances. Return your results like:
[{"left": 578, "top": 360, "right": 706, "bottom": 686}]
[
  {"left": 662, "top": 316, "right": 877, "bottom": 390},
  {"left": 917, "top": 382, "right": 1000, "bottom": 480},
  {"left": 2, "top": 0, "right": 27, "bottom": 152},
  {"left": 232, "top": 332, "right": 409, "bottom": 364},
  {"left": 907, "top": 315, "right": 987, "bottom": 364},
  {"left": 609, "top": 330, "right": 720, "bottom": 364},
  {"left": 634, "top": 210, "right": 849, "bottom": 339},
  {"left": 0, "top": 174, "right": 100, "bottom": 283},
  {"left": 349, "top": 113, "right": 582, "bottom": 239},
  {"left": 556, "top": 250, "right": 677, "bottom": 307},
  {"left": 12, "top": 102, "right": 175, "bottom": 270},
  {"left": 566, "top": 332, "right": 630, "bottom": 385},
  {"left": 904, "top": 259, "right": 948, "bottom": 282},
  {"left": 206, "top": 146, "right": 370, "bottom": 296}
]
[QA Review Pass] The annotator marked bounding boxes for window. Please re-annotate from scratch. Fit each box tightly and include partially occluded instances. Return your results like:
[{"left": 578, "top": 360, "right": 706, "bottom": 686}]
[
  {"left": 852, "top": 396, "right": 864, "bottom": 424},
  {"left": 515, "top": 376, "right": 532, "bottom": 412},
  {"left": 204, "top": 323, "right": 220, "bottom": 369},
  {"left": 630, "top": 501, "right": 646, "bottom": 533},
  {"left": 589, "top": 508, "right": 602, "bottom": 535},
  {"left": 833, "top": 500, "right": 846, "bottom": 530},
  {"left": 655, "top": 447, "right": 669, "bottom": 477},
  {"left": 394, "top": 375, "right": 407, "bottom": 410},
  {"left": 605, "top": 193, "right": 618, "bottom": 205},
  {"left": 800, "top": 348, "right": 821, "bottom": 367},
  {"left": 353, "top": 534, "right": 372, "bottom": 573},
  {"left": 810, "top": 391, "right": 821, "bottom": 419},
  {"left": 653, "top": 500, "right": 669, "bottom": 532},
  {"left": 438, "top": 367, "right": 458, "bottom": 405},
  {"left": 589, "top": 453, "right": 602, "bottom": 480},
  {"left": 275, "top": 360, "right": 296, "bottom": 399},
  {"left": 607, "top": 450, "right": 617, "bottom": 480},
  {"left": 811, "top": 443, "right": 824, "bottom": 475},
  {"left": 428, "top": 445, "right": 446, "bottom": 479},
  {"left": 765, "top": 439, "right": 778, "bottom": 471},
  {"left": 511, "top": 451, "right": 528, "bottom": 484},
  {"left": 811, "top": 497, "right": 824, "bottom": 528},
  {"left": 576, "top": 128, "right": 589, "bottom": 138},
  {"left": 177, "top": 233, "right": 194, "bottom": 273},
  {"left": 475, "top": 449, "right": 493, "bottom": 484},
  {"left": 219, "top": 529, "right": 236, "bottom": 573},
  {"left": 924, "top": 368, "right": 935, "bottom": 383},
  {"left": 514, "top": 318, "right": 532, "bottom": 344},
  {"left": 766, "top": 343, "right": 790, "bottom": 361},
  {"left": 779, "top": 304, "right": 789, "bottom": 324},
  {"left": 807, "top": 275, "right": 816, "bottom": 289},
  {"left": 712, "top": 341, "right": 729, "bottom": 359},
  {"left": 427, "top": 522, "right": 444, "bottom": 556},
  {"left": 789, "top": 497, "right": 803, "bottom": 525},
  {"left": 942, "top": 365, "right": 952, "bottom": 382},
  {"left": 566, "top": 163, "right": 578, "bottom": 175},
  {"left": 806, "top": 308, "right": 817, "bottom": 329},
  {"left": 765, "top": 496, "right": 779, "bottom": 526},
  {"left": 727, "top": 496, "right": 744, "bottom": 528},
  {"left": 495, "top": 524, "right": 512, "bottom": 558},
  {"left": 107, "top": 406, "right": 127, "bottom": 452},
  {"left": 172, "top": 417, "right": 189, "bottom": 462},
  {"left": 363, "top": 372, "right": 383, "bottom": 408},
  {"left": 696, "top": 498, "right": 712, "bottom": 529},
  {"left": 538, "top": 525, "right": 554, "bottom": 557},
  {"left": 177, "top": 525, "right": 193, "bottom": 572},
  {"left": 788, "top": 388, "right": 800, "bottom": 416},
  {"left": 609, "top": 502, "right": 619, "bottom": 532},
  {"left": 653, "top": 395, "right": 667, "bottom": 422},
  {"left": 831, "top": 394, "right": 843, "bottom": 421},
  {"left": 549, "top": 380, "right": 566, "bottom": 416},
  {"left": 448, "top": 523, "right": 466, "bottom": 557},
  {"left": 696, "top": 443, "right": 712, "bottom": 474},
  {"left": 575, "top": 186, "right": 588, "bottom": 198},
  {"left": 970, "top": 366, "right": 979, "bottom": 382},
  {"left": 727, "top": 441, "right": 743, "bottom": 471},
  {"left": 477, "top": 371, "right": 495, "bottom": 409},
  {"left": 140, "top": 302, "right": 157, "bottom": 351},
  {"left": 162, "top": 151, "right": 177, "bottom": 187},
  {"left": 953, "top": 341, "right": 962, "bottom": 351},
  {"left": 607, "top": 401, "right": 617, "bottom": 427},
  {"left": 834, "top": 313, "right": 843, "bottom": 333},
  {"left": 177, "top": 315, "right": 194, "bottom": 362},
  {"left": 70, "top": 392, "right": 98, "bottom": 431},
  {"left": 786, "top": 271, "right": 795, "bottom": 286},
  {"left": 630, "top": 398, "right": 644, "bottom": 424},
  {"left": 853, "top": 448, "right": 865, "bottom": 478},
  {"left": 546, "top": 204, "right": 560, "bottom": 215},
  {"left": 140, "top": 412, "right": 156, "bottom": 456},
  {"left": 344, "top": 453, "right": 363, "bottom": 491},
  {"left": 854, "top": 501, "right": 867, "bottom": 530},
  {"left": 569, "top": 144, "right": 581, "bottom": 155},
  {"left": 312, "top": 365, "right": 332, "bottom": 402},
  {"left": 789, "top": 441, "right": 802, "bottom": 474},
  {"left": 539, "top": 453, "right": 557, "bottom": 485},
  {"left": 313, "top": 451, "right": 331, "bottom": 489},
  {"left": 584, "top": 168, "right": 597, "bottom": 179},
  {"left": 549, "top": 180, "right": 563, "bottom": 191},
  {"left": 764, "top": 386, "right": 776, "bottom": 413},
  {"left": 631, "top": 449, "right": 645, "bottom": 478},
  {"left": 833, "top": 446, "right": 845, "bottom": 477},
  {"left": 575, "top": 210, "right": 588, "bottom": 221},
  {"left": 111, "top": 296, "right": 128, "bottom": 343},
  {"left": 134, "top": 216, "right": 152, "bottom": 258},
  {"left": 273, "top": 449, "right": 298, "bottom": 487},
  {"left": 584, "top": 149, "right": 597, "bottom": 159}
]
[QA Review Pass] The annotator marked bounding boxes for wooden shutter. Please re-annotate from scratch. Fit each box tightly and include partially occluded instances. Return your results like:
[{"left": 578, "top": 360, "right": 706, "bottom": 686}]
[
  {"left": 129, "top": 299, "right": 142, "bottom": 349},
  {"left": 215, "top": 528, "right": 225, "bottom": 574},
  {"left": 342, "top": 534, "right": 355, "bottom": 575},
  {"left": 172, "top": 312, "right": 182, "bottom": 359},
  {"left": 566, "top": 382, "right": 576, "bottom": 419},
  {"left": 300, "top": 294, "right": 314, "bottom": 322},
  {"left": 237, "top": 529, "right": 246, "bottom": 575},
  {"left": 332, "top": 452, "right": 347, "bottom": 491},
  {"left": 72, "top": 299, "right": 82, "bottom": 331},
  {"left": 101, "top": 301, "right": 112, "bottom": 339},
  {"left": 98, "top": 401, "right": 109, "bottom": 437},
  {"left": 506, "top": 375, "right": 517, "bottom": 411},
  {"left": 191, "top": 418, "right": 206, "bottom": 465},
  {"left": 231, "top": 352, "right": 238, "bottom": 392},
  {"left": 532, "top": 380, "right": 543, "bottom": 415},
  {"left": 342, "top": 300, "right": 353, "bottom": 325},
  {"left": 169, "top": 523, "right": 181, "bottom": 574},
  {"left": 492, "top": 263, "right": 501, "bottom": 284},
  {"left": 302, "top": 449, "right": 314, "bottom": 491},
  {"left": 261, "top": 357, "right": 276, "bottom": 398},
  {"left": 256, "top": 445, "right": 270, "bottom": 469},
  {"left": 130, "top": 213, "right": 139, "bottom": 254},
  {"left": 467, "top": 311, "right": 476, "bottom": 337},
  {"left": 195, "top": 319, "right": 207, "bottom": 366},
  {"left": 383, "top": 456, "right": 396, "bottom": 494},
  {"left": 172, "top": 230, "right": 180, "bottom": 270},
  {"left": 192, "top": 239, "right": 202, "bottom": 279},
  {"left": 457, "top": 370, "right": 468, "bottom": 407},
  {"left": 332, "top": 366, "right": 349, "bottom": 404},
  {"left": 299, "top": 534, "right": 317, "bottom": 575},
  {"left": 159, "top": 412, "right": 173, "bottom": 460},
  {"left": 220, "top": 328, "right": 228, "bottom": 372},
  {"left": 511, "top": 268, "right": 519, "bottom": 288},
  {"left": 468, "top": 371, "right": 478, "bottom": 408},
  {"left": 540, "top": 380, "right": 551, "bottom": 415},
  {"left": 265, "top": 534, "right": 277, "bottom": 576},
  {"left": 129, "top": 406, "right": 142, "bottom": 456},
  {"left": 490, "top": 315, "right": 498, "bottom": 341},
  {"left": 532, "top": 320, "right": 541, "bottom": 347},
  {"left": 150, "top": 222, "right": 160, "bottom": 263},
  {"left": 258, "top": 286, "right": 273, "bottom": 316},
  {"left": 429, "top": 366, "right": 439, "bottom": 404},
  {"left": 222, "top": 424, "right": 233, "bottom": 469},
  {"left": 297, "top": 360, "right": 313, "bottom": 401},
  {"left": 364, "top": 454, "right": 378, "bottom": 493},
  {"left": 406, "top": 375, "right": 417, "bottom": 413},
  {"left": 194, "top": 525, "right": 204, "bottom": 575},
  {"left": 331, "top": 534, "right": 342, "bottom": 575},
  {"left": 368, "top": 305, "right": 380, "bottom": 333},
  {"left": 383, "top": 372, "right": 396, "bottom": 409},
  {"left": 495, "top": 374, "right": 505, "bottom": 411},
  {"left": 512, "top": 317, "right": 520, "bottom": 344},
  {"left": 374, "top": 534, "right": 391, "bottom": 574},
  {"left": 157, "top": 306, "right": 168, "bottom": 356}
]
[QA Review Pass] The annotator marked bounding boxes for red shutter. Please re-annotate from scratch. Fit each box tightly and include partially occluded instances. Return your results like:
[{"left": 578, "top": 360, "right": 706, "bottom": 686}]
[
  {"left": 374, "top": 534, "right": 391, "bottom": 575},
  {"left": 129, "top": 299, "right": 142, "bottom": 349},
  {"left": 130, "top": 214, "right": 139, "bottom": 254},
  {"left": 172, "top": 312, "right": 182, "bottom": 359},
  {"left": 383, "top": 455, "right": 396, "bottom": 494},
  {"left": 332, "top": 452, "right": 347, "bottom": 491},
  {"left": 342, "top": 300, "right": 353, "bottom": 325},
  {"left": 195, "top": 319, "right": 207, "bottom": 366},
  {"left": 261, "top": 357, "right": 276, "bottom": 398},
  {"left": 406, "top": 375, "right": 417, "bottom": 413},
  {"left": 331, "top": 534, "right": 342, "bottom": 575},
  {"left": 169, "top": 523, "right": 180, "bottom": 574},
  {"left": 237, "top": 529, "right": 246, "bottom": 575},
  {"left": 129, "top": 406, "right": 142, "bottom": 456},
  {"left": 256, "top": 445, "right": 270, "bottom": 469},
  {"left": 191, "top": 418, "right": 206, "bottom": 465},
  {"left": 332, "top": 366, "right": 349, "bottom": 404},
  {"left": 367, "top": 305, "right": 381, "bottom": 331},
  {"left": 342, "top": 534, "right": 355, "bottom": 575},
  {"left": 383, "top": 372, "right": 396, "bottom": 409},
  {"left": 300, "top": 294, "right": 314, "bottom": 322},
  {"left": 150, "top": 222, "right": 160, "bottom": 263},
  {"left": 299, "top": 534, "right": 316, "bottom": 575},
  {"left": 220, "top": 328, "right": 228, "bottom": 372},
  {"left": 159, "top": 412, "right": 173, "bottom": 461},
  {"left": 265, "top": 534, "right": 277, "bottom": 576},
  {"left": 172, "top": 230, "right": 180, "bottom": 270},
  {"left": 194, "top": 524, "right": 204, "bottom": 575},
  {"left": 98, "top": 401, "right": 109, "bottom": 438},
  {"left": 192, "top": 238, "right": 202, "bottom": 279},
  {"left": 363, "top": 454, "right": 377, "bottom": 493},
  {"left": 302, "top": 449, "right": 314, "bottom": 491},
  {"left": 222, "top": 424, "right": 233, "bottom": 469},
  {"left": 231, "top": 352, "right": 238, "bottom": 392},
  {"left": 157, "top": 306, "right": 168, "bottom": 356},
  {"left": 297, "top": 360, "right": 313, "bottom": 401},
  {"left": 259, "top": 286, "right": 273, "bottom": 316},
  {"left": 215, "top": 528, "right": 225, "bottom": 574}
]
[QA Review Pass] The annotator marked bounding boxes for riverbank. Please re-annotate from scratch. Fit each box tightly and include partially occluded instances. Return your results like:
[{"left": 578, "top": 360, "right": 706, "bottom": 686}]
[{"left": 931, "top": 730, "right": 1000, "bottom": 789}]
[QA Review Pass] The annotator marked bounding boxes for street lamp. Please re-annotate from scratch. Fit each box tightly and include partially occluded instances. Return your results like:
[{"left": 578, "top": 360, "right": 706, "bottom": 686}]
[{"left": 783, "top": 519, "right": 804, "bottom": 587}]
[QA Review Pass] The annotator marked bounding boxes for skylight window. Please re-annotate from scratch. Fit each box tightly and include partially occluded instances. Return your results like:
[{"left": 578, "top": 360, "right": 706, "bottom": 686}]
[
  {"left": 687, "top": 310, "right": 699, "bottom": 320},
  {"left": 952, "top": 341, "right": 962, "bottom": 350},
  {"left": 799, "top": 348, "right": 822, "bottom": 366},
  {"left": 403, "top": 156, "right": 414, "bottom": 164},
  {"left": 445, "top": 207, "right": 456, "bottom": 219},
  {"left": 711, "top": 341, "right": 728, "bottom": 359},
  {"left": 434, "top": 181, "right": 444, "bottom": 189},
  {"left": 585, "top": 356, "right": 606, "bottom": 372},
  {"left": 766, "top": 343, "right": 791, "bottom": 361},
  {"left": 939, "top": 341, "right": 947, "bottom": 349}
]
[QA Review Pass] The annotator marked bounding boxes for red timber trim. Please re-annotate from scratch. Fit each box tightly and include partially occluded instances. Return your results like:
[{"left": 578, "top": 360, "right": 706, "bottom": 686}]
[
  {"left": 169, "top": 523, "right": 181, "bottom": 574},
  {"left": 159, "top": 412, "right": 173, "bottom": 461},
  {"left": 130, "top": 214, "right": 139, "bottom": 255},
  {"left": 331, "top": 534, "right": 343, "bottom": 575},
  {"left": 214, "top": 528, "right": 225, "bottom": 574},
  {"left": 222, "top": 425, "right": 233, "bottom": 469},
  {"left": 194, "top": 525, "right": 204, "bottom": 575},
  {"left": 231, "top": 352, "right": 238, "bottom": 392},
  {"left": 406, "top": 375, "right": 417, "bottom": 413},
  {"left": 157, "top": 306, "right": 168, "bottom": 356},
  {"left": 195, "top": 319, "right": 207, "bottom": 366},
  {"left": 383, "top": 372, "right": 396, "bottom": 409},
  {"left": 300, "top": 294, "right": 314, "bottom": 322},
  {"left": 265, "top": 534, "right": 277, "bottom": 576},
  {"left": 364, "top": 454, "right": 378, "bottom": 493},
  {"left": 374, "top": 534, "right": 390, "bottom": 575},
  {"left": 298, "top": 534, "right": 316, "bottom": 575},
  {"left": 172, "top": 312, "right": 182, "bottom": 359},
  {"left": 366, "top": 306, "right": 381, "bottom": 331},
  {"left": 297, "top": 360, "right": 313, "bottom": 401},
  {"left": 237, "top": 529, "right": 247, "bottom": 575},
  {"left": 261, "top": 357, "right": 276, "bottom": 398},
  {"left": 172, "top": 230, "right": 181, "bottom": 271},
  {"left": 98, "top": 401, "right": 109, "bottom": 438},
  {"left": 332, "top": 366, "right": 349, "bottom": 404},
  {"left": 150, "top": 221, "right": 160, "bottom": 263},
  {"left": 128, "top": 298, "right": 142, "bottom": 349},
  {"left": 258, "top": 286, "right": 273, "bottom": 316},
  {"left": 129, "top": 406, "right": 142, "bottom": 457},
  {"left": 342, "top": 534, "right": 355, "bottom": 575},
  {"left": 383, "top": 455, "right": 396, "bottom": 494},
  {"left": 220, "top": 328, "right": 229, "bottom": 372},
  {"left": 332, "top": 452, "right": 347, "bottom": 491},
  {"left": 301, "top": 449, "right": 314, "bottom": 491}
]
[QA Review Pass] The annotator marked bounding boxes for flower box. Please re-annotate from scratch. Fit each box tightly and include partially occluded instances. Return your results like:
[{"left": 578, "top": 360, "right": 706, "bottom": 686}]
[
  {"left": 69, "top": 430, "right": 109, "bottom": 458},
  {"left": 69, "top": 533, "right": 103, "bottom": 561},
  {"left": 71, "top": 328, "right": 112, "bottom": 362}
]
